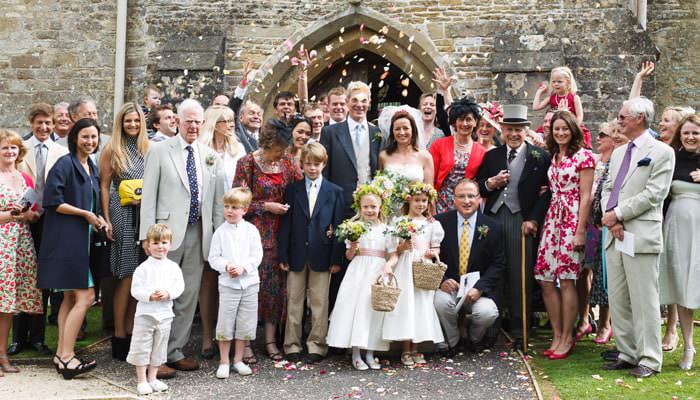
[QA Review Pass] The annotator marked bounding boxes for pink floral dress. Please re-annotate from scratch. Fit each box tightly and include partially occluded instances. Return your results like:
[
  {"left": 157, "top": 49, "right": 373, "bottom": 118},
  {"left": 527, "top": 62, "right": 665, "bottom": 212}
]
[
  {"left": 0, "top": 176, "right": 42, "bottom": 314},
  {"left": 534, "top": 148, "right": 595, "bottom": 281}
]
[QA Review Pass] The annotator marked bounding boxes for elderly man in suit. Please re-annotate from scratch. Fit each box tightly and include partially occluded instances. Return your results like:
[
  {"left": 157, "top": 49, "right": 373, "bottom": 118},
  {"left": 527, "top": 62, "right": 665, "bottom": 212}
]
[
  {"left": 434, "top": 179, "right": 506, "bottom": 352},
  {"left": 475, "top": 105, "right": 551, "bottom": 349},
  {"left": 140, "top": 99, "right": 225, "bottom": 378},
  {"left": 320, "top": 81, "right": 383, "bottom": 312},
  {"left": 600, "top": 97, "right": 674, "bottom": 378},
  {"left": 9, "top": 103, "right": 69, "bottom": 357}
]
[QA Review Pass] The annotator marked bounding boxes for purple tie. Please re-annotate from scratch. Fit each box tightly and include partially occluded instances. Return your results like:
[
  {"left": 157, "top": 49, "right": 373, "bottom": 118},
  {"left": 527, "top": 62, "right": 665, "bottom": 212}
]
[{"left": 606, "top": 142, "right": 635, "bottom": 211}]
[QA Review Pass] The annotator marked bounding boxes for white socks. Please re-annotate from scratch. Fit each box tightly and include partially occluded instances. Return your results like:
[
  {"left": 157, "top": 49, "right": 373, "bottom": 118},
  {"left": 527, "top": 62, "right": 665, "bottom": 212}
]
[{"left": 352, "top": 347, "right": 368, "bottom": 370}]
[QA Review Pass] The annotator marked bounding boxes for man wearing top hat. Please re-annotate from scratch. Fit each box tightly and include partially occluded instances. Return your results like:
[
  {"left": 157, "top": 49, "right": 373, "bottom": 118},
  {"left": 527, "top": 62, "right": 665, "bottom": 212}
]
[{"left": 475, "top": 104, "right": 551, "bottom": 349}]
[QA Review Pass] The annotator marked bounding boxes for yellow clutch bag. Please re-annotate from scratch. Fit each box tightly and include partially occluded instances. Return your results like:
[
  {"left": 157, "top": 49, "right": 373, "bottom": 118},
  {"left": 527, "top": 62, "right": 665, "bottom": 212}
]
[{"left": 118, "top": 179, "right": 143, "bottom": 206}]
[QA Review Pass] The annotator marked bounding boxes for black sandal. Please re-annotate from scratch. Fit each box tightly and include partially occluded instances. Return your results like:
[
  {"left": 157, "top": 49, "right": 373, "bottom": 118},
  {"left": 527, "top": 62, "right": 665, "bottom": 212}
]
[
  {"left": 53, "top": 354, "right": 61, "bottom": 373},
  {"left": 265, "top": 342, "right": 284, "bottom": 361},
  {"left": 58, "top": 356, "right": 96, "bottom": 380},
  {"left": 243, "top": 344, "right": 258, "bottom": 365}
]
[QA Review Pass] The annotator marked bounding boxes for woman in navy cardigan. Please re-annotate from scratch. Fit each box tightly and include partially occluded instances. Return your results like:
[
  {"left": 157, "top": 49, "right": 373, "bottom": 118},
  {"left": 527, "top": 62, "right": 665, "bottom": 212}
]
[{"left": 37, "top": 118, "right": 108, "bottom": 379}]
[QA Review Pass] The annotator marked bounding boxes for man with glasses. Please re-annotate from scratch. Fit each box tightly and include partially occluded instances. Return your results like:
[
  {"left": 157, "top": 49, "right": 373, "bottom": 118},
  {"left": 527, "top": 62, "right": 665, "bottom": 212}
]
[
  {"left": 139, "top": 99, "right": 225, "bottom": 379},
  {"left": 434, "top": 179, "right": 506, "bottom": 354},
  {"left": 600, "top": 97, "right": 674, "bottom": 378}
]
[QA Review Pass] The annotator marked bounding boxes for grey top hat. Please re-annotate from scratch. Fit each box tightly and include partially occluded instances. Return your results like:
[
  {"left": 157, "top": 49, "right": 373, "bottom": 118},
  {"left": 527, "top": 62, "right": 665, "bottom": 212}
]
[{"left": 501, "top": 104, "right": 531, "bottom": 125}]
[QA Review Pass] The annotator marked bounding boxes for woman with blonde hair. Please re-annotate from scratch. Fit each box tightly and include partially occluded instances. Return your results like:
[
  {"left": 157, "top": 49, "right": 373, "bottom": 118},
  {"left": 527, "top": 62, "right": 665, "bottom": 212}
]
[
  {"left": 99, "top": 102, "right": 149, "bottom": 360},
  {"left": 197, "top": 105, "right": 246, "bottom": 359}
]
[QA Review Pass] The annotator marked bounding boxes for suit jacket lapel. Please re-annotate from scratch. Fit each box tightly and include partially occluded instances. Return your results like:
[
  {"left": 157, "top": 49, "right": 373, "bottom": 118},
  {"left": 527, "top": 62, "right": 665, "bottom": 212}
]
[
  {"left": 295, "top": 182, "right": 311, "bottom": 219},
  {"left": 197, "top": 142, "right": 211, "bottom": 200},
  {"left": 468, "top": 212, "right": 485, "bottom": 269},
  {"left": 622, "top": 136, "right": 653, "bottom": 187},
  {"left": 24, "top": 141, "right": 37, "bottom": 178},
  {"left": 445, "top": 211, "right": 459, "bottom": 271},
  {"left": 168, "top": 138, "right": 190, "bottom": 192},
  {"left": 311, "top": 181, "right": 330, "bottom": 219},
  {"left": 519, "top": 143, "right": 535, "bottom": 184},
  {"left": 338, "top": 122, "right": 357, "bottom": 170},
  {"left": 369, "top": 125, "right": 380, "bottom": 174}
]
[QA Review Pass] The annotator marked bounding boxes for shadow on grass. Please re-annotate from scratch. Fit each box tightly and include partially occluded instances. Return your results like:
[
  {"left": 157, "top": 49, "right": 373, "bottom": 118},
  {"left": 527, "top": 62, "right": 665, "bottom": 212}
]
[
  {"left": 8, "top": 305, "right": 108, "bottom": 360},
  {"left": 528, "top": 321, "right": 699, "bottom": 400}
]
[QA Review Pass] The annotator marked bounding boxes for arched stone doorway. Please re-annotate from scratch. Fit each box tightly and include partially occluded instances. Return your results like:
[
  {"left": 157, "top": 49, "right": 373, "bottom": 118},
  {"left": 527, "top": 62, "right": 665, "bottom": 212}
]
[
  {"left": 310, "top": 50, "right": 422, "bottom": 121},
  {"left": 246, "top": 4, "right": 450, "bottom": 118}
]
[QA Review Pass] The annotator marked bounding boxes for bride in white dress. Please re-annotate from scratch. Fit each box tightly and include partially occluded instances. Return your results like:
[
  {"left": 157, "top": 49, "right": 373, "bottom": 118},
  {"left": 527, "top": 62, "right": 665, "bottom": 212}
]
[{"left": 378, "top": 111, "right": 434, "bottom": 186}]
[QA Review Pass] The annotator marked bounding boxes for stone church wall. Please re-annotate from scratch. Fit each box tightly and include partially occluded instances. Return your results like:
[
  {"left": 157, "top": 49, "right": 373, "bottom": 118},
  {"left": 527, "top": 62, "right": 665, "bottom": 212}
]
[{"left": 0, "top": 0, "right": 697, "bottom": 133}]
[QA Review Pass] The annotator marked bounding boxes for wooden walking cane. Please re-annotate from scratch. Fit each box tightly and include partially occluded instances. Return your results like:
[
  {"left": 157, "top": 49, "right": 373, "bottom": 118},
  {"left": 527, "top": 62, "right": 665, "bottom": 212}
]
[{"left": 521, "top": 232, "right": 528, "bottom": 354}]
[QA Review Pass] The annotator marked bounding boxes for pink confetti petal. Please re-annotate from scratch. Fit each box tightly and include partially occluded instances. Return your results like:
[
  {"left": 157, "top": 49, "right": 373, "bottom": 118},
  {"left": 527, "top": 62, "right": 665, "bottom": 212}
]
[
  {"left": 290, "top": 57, "right": 299, "bottom": 66},
  {"left": 283, "top": 39, "right": 293, "bottom": 52}
]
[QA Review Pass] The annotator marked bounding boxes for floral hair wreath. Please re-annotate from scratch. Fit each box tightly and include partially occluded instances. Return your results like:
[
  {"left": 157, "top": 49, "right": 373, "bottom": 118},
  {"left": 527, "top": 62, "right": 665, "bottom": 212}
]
[
  {"left": 351, "top": 183, "right": 390, "bottom": 216},
  {"left": 404, "top": 181, "right": 438, "bottom": 203}
]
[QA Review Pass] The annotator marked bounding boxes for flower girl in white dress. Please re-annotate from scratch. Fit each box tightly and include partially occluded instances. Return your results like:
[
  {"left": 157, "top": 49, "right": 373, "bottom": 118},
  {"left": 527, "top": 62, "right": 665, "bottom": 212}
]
[
  {"left": 382, "top": 182, "right": 445, "bottom": 365},
  {"left": 326, "top": 185, "right": 398, "bottom": 370}
]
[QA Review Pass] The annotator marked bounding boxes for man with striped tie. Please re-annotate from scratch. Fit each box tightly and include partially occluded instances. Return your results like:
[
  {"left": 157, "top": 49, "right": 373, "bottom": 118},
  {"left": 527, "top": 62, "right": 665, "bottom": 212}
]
[{"left": 434, "top": 179, "right": 506, "bottom": 354}]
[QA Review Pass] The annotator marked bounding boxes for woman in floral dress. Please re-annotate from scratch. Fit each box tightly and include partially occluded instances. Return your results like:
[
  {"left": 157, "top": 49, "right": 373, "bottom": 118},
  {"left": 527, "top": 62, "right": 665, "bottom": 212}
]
[
  {"left": 429, "top": 98, "right": 486, "bottom": 213},
  {"left": 0, "top": 129, "right": 42, "bottom": 375},
  {"left": 534, "top": 111, "right": 594, "bottom": 360},
  {"left": 233, "top": 120, "right": 302, "bottom": 361}
]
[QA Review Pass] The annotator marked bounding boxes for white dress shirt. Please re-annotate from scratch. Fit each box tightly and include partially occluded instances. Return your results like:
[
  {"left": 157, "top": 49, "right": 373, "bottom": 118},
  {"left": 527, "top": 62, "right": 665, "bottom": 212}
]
[
  {"left": 613, "top": 129, "right": 652, "bottom": 221},
  {"left": 178, "top": 134, "right": 202, "bottom": 202},
  {"left": 131, "top": 257, "right": 185, "bottom": 321},
  {"left": 208, "top": 220, "right": 263, "bottom": 290}
]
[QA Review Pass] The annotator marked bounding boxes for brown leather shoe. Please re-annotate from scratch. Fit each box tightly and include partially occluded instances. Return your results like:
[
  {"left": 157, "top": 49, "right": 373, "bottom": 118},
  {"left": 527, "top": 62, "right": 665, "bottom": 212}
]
[
  {"left": 156, "top": 364, "right": 176, "bottom": 380},
  {"left": 167, "top": 358, "right": 200, "bottom": 371},
  {"left": 629, "top": 364, "right": 657, "bottom": 378}
]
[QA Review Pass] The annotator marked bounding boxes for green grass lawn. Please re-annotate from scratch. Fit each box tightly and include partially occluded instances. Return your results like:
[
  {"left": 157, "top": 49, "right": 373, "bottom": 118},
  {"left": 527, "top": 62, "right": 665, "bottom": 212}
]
[
  {"left": 9, "top": 305, "right": 107, "bottom": 359},
  {"left": 529, "top": 311, "right": 700, "bottom": 400}
]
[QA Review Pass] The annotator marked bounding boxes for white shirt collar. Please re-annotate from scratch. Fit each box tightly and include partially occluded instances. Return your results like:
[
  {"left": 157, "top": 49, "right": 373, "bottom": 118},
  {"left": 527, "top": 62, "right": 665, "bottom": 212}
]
[
  {"left": 178, "top": 135, "right": 198, "bottom": 152},
  {"left": 30, "top": 135, "right": 50, "bottom": 148},
  {"left": 305, "top": 175, "right": 322, "bottom": 191},
  {"left": 347, "top": 117, "right": 367, "bottom": 133},
  {"left": 506, "top": 142, "right": 526, "bottom": 156}
]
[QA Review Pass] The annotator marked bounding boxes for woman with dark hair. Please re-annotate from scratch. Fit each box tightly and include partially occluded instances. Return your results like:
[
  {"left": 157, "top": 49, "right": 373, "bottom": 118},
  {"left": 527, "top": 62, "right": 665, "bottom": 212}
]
[
  {"left": 0, "top": 129, "right": 42, "bottom": 375},
  {"left": 233, "top": 120, "right": 302, "bottom": 362},
  {"left": 534, "top": 111, "right": 594, "bottom": 360},
  {"left": 99, "top": 102, "right": 149, "bottom": 360},
  {"left": 286, "top": 115, "right": 312, "bottom": 162},
  {"left": 38, "top": 118, "right": 107, "bottom": 378},
  {"left": 379, "top": 111, "right": 434, "bottom": 186},
  {"left": 659, "top": 114, "right": 700, "bottom": 370},
  {"left": 429, "top": 98, "right": 487, "bottom": 213}
]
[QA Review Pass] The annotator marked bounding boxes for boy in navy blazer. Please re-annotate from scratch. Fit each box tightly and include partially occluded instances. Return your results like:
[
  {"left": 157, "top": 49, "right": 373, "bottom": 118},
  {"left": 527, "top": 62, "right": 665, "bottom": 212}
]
[{"left": 278, "top": 142, "right": 345, "bottom": 363}]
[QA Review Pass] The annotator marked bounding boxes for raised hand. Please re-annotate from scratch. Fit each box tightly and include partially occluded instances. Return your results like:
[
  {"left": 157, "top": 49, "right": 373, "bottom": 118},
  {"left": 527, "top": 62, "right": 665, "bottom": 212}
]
[
  {"left": 636, "top": 61, "right": 655, "bottom": 80},
  {"left": 432, "top": 67, "right": 454, "bottom": 92}
]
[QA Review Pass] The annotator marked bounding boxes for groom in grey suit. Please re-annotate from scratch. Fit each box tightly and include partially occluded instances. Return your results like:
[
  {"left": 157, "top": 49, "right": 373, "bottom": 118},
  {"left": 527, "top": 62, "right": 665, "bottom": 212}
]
[
  {"left": 140, "top": 99, "right": 225, "bottom": 377},
  {"left": 601, "top": 97, "right": 674, "bottom": 377}
]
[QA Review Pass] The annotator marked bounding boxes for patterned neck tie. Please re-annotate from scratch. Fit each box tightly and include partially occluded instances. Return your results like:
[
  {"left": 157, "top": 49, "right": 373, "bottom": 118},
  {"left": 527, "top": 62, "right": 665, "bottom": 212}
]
[
  {"left": 354, "top": 124, "right": 362, "bottom": 148},
  {"left": 308, "top": 182, "right": 317, "bottom": 215},
  {"left": 185, "top": 145, "right": 200, "bottom": 224},
  {"left": 459, "top": 220, "right": 470, "bottom": 276},
  {"left": 508, "top": 148, "right": 517, "bottom": 164},
  {"left": 35, "top": 143, "right": 46, "bottom": 205},
  {"left": 606, "top": 142, "right": 635, "bottom": 211}
]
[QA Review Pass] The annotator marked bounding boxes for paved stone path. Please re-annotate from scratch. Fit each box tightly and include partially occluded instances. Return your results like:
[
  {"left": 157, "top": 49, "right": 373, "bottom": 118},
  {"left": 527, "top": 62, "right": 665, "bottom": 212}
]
[{"left": 7, "top": 325, "right": 536, "bottom": 400}]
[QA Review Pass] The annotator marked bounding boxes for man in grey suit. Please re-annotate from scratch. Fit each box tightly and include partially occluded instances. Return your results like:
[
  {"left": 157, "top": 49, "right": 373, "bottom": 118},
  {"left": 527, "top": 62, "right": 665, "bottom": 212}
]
[
  {"left": 139, "top": 99, "right": 225, "bottom": 378},
  {"left": 601, "top": 97, "right": 675, "bottom": 378}
]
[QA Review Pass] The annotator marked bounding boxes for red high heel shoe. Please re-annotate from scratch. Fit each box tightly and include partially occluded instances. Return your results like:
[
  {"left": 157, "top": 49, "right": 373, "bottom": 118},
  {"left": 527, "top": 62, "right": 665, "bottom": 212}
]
[
  {"left": 575, "top": 325, "right": 593, "bottom": 341},
  {"left": 548, "top": 342, "right": 576, "bottom": 360},
  {"left": 594, "top": 329, "right": 613, "bottom": 345},
  {"left": 542, "top": 349, "right": 554, "bottom": 357}
]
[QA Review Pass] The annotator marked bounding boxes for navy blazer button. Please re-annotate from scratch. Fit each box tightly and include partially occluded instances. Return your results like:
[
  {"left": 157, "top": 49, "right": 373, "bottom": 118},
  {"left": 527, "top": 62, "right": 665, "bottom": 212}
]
[{"left": 305, "top": 242, "right": 309, "bottom": 246}]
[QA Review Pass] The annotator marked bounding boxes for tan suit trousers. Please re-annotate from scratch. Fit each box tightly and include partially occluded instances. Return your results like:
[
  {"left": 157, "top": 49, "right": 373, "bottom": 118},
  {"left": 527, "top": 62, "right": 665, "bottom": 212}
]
[
  {"left": 284, "top": 264, "right": 330, "bottom": 356},
  {"left": 606, "top": 247, "right": 663, "bottom": 371}
]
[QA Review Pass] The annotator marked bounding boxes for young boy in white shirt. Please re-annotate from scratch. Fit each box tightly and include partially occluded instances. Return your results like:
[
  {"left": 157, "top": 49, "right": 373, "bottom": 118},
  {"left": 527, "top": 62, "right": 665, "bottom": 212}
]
[
  {"left": 126, "top": 224, "right": 185, "bottom": 395},
  {"left": 208, "top": 187, "right": 263, "bottom": 378}
]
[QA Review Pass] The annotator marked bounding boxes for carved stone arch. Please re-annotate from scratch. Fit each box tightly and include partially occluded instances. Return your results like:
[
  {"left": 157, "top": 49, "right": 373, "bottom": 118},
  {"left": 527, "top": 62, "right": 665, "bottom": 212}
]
[{"left": 246, "top": 5, "right": 450, "bottom": 117}]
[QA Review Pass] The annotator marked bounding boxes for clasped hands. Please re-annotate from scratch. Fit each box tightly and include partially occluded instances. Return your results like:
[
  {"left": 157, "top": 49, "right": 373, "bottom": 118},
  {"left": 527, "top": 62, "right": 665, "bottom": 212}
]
[
  {"left": 602, "top": 210, "right": 625, "bottom": 241},
  {"left": 226, "top": 263, "right": 246, "bottom": 277},
  {"left": 149, "top": 289, "right": 170, "bottom": 302}
]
